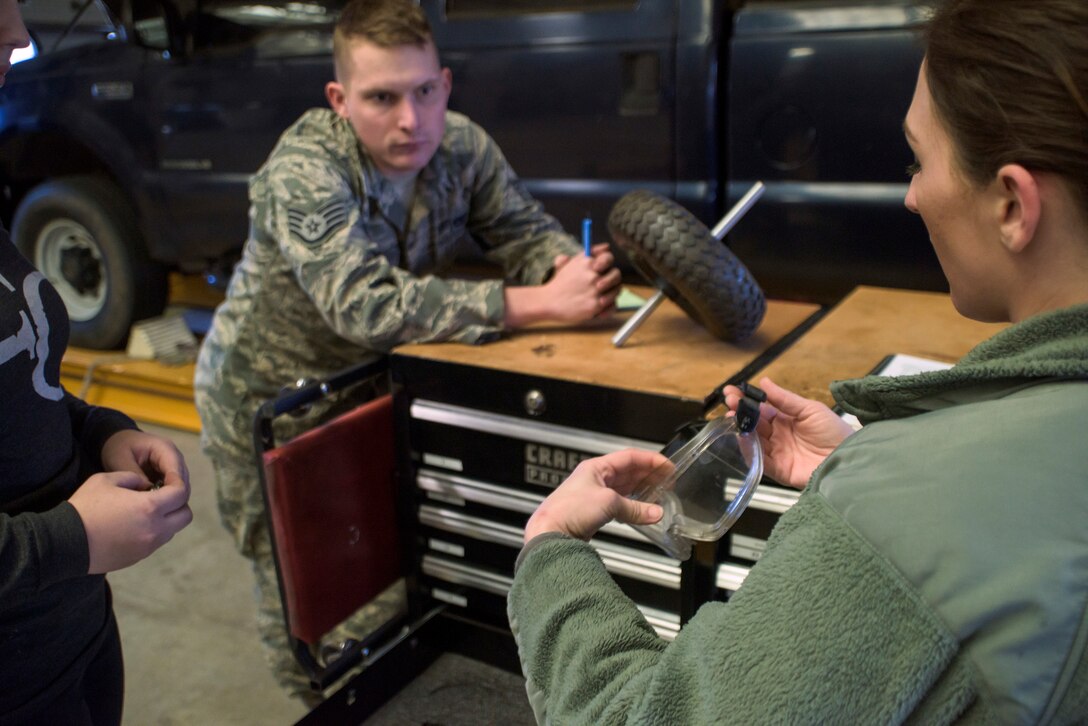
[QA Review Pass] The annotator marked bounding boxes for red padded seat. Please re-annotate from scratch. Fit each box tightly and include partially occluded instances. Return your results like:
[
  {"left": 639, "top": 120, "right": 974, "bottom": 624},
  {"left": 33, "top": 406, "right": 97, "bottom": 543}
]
[{"left": 261, "top": 394, "right": 400, "bottom": 644}]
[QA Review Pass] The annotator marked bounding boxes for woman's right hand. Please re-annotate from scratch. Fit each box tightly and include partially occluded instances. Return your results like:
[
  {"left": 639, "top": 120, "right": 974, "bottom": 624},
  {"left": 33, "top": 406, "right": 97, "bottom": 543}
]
[{"left": 724, "top": 377, "right": 855, "bottom": 489}]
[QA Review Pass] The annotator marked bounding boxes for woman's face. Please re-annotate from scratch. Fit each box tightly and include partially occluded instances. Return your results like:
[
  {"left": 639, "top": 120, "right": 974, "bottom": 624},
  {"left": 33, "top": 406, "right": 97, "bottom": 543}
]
[{"left": 903, "top": 62, "right": 1009, "bottom": 322}]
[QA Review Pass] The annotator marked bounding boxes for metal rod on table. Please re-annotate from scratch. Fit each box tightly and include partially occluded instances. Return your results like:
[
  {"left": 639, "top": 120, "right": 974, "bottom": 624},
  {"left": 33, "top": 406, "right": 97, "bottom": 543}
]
[
  {"left": 612, "top": 181, "right": 765, "bottom": 348},
  {"left": 611, "top": 289, "right": 666, "bottom": 347},
  {"left": 710, "top": 181, "right": 765, "bottom": 240}
]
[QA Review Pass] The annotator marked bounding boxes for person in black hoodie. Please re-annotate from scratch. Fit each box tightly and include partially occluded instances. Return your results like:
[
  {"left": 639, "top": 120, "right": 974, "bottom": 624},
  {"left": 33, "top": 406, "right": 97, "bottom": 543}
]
[{"left": 0, "top": 2, "right": 193, "bottom": 722}]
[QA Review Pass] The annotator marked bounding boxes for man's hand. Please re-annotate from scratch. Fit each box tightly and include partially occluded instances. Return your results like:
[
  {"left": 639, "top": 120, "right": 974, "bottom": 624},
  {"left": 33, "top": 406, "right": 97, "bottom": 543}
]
[
  {"left": 523, "top": 449, "right": 668, "bottom": 542},
  {"left": 70, "top": 429, "right": 194, "bottom": 574},
  {"left": 504, "top": 243, "right": 621, "bottom": 327},
  {"left": 723, "top": 377, "right": 855, "bottom": 489}
]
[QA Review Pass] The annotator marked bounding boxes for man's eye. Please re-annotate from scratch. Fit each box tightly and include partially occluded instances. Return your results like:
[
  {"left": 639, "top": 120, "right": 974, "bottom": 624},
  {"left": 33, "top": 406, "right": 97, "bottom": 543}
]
[
  {"left": 418, "top": 84, "right": 434, "bottom": 97},
  {"left": 906, "top": 162, "right": 921, "bottom": 176},
  {"left": 369, "top": 93, "right": 392, "bottom": 105}
]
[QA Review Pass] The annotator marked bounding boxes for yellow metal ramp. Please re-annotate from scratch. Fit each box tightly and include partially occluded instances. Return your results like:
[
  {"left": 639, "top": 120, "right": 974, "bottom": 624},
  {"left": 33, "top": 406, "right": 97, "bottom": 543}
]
[
  {"left": 61, "top": 348, "right": 200, "bottom": 433},
  {"left": 57, "top": 274, "right": 224, "bottom": 432}
]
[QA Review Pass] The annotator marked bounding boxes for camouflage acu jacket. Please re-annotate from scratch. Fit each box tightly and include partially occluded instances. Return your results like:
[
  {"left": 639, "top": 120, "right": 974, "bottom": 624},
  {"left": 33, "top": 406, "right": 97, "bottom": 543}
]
[{"left": 195, "top": 108, "right": 579, "bottom": 445}]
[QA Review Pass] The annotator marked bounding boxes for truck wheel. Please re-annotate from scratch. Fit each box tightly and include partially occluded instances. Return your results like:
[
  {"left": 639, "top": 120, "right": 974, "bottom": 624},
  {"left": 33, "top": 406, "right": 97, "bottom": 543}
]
[
  {"left": 12, "top": 176, "right": 168, "bottom": 350},
  {"left": 608, "top": 190, "right": 766, "bottom": 342}
]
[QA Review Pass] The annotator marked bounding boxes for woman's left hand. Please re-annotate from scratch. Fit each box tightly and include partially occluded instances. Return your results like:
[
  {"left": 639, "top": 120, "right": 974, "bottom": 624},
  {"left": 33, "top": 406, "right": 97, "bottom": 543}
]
[
  {"left": 100, "top": 429, "right": 190, "bottom": 494},
  {"left": 523, "top": 448, "right": 669, "bottom": 542}
]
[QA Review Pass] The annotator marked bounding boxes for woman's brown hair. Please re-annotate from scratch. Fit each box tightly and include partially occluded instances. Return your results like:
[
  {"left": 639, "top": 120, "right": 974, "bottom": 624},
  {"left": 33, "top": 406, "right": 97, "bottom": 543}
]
[{"left": 925, "top": 0, "right": 1088, "bottom": 215}]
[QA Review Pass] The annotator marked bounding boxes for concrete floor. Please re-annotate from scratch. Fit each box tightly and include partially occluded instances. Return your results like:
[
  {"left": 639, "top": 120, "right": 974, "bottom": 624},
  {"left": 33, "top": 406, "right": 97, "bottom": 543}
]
[
  {"left": 109, "top": 424, "right": 310, "bottom": 726},
  {"left": 106, "top": 423, "right": 536, "bottom": 726}
]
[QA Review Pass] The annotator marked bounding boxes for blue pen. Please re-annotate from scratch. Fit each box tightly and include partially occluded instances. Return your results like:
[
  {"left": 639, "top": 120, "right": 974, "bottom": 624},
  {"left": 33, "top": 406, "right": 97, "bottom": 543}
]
[{"left": 582, "top": 216, "right": 592, "bottom": 256}]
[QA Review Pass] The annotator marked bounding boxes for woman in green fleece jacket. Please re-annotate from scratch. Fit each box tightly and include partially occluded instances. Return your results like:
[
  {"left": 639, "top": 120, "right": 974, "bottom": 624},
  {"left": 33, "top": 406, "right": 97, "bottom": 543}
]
[{"left": 508, "top": 1, "right": 1088, "bottom": 723}]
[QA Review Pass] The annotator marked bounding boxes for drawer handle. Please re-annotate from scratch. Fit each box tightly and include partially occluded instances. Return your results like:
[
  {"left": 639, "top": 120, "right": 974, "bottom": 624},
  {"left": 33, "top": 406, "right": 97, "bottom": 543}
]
[{"left": 523, "top": 389, "right": 546, "bottom": 416}]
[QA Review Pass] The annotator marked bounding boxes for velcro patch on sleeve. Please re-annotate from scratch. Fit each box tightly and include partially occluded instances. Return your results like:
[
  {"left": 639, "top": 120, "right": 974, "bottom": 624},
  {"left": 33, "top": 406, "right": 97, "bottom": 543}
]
[{"left": 287, "top": 199, "right": 349, "bottom": 245}]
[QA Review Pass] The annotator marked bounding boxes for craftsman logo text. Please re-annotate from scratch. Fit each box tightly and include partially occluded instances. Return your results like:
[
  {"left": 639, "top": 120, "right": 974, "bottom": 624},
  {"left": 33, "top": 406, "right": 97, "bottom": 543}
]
[{"left": 524, "top": 443, "right": 593, "bottom": 488}]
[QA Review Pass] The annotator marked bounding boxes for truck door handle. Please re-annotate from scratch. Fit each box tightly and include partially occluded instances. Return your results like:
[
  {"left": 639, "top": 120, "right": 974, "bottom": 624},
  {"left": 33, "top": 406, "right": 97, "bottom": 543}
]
[{"left": 620, "top": 51, "right": 661, "bottom": 117}]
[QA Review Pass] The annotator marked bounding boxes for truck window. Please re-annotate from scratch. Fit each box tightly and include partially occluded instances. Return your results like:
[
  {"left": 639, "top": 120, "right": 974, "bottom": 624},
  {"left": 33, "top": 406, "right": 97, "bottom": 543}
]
[
  {"left": 130, "top": 0, "right": 173, "bottom": 50},
  {"left": 189, "top": 0, "right": 339, "bottom": 56},
  {"left": 18, "top": 0, "right": 116, "bottom": 57},
  {"left": 199, "top": 1, "right": 337, "bottom": 28},
  {"left": 445, "top": 0, "right": 636, "bottom": 18}
]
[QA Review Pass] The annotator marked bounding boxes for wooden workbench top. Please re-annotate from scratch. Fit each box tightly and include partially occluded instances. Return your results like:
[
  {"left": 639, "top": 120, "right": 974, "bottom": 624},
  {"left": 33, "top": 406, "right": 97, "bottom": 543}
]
[
  {"left": 394, "top": 287, "right": 820, "bottom": 403},
  {"left": 753, "top": 286, "right": 1008, "bottom": 407}
]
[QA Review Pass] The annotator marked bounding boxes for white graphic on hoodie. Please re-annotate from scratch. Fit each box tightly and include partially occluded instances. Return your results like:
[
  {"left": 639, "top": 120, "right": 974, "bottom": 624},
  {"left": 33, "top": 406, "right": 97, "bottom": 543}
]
[{"left": 0, "top": 270, "right": 65, "bottom": 401}]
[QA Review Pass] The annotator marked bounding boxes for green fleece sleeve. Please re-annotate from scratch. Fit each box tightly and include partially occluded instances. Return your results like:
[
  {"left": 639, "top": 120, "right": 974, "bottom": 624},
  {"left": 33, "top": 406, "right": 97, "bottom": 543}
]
[{"left": 508, "top": 491, "right": 978, "bottom": 725}]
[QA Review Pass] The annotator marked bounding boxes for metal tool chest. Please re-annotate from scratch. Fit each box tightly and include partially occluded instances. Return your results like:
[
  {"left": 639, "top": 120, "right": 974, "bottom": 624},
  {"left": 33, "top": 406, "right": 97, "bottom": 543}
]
[
  {"left": 305, "top": 286, "right": 1006, "bottom": 723},
  {"left": 390, "top": 293, "right": 820, "bottom": 642}
]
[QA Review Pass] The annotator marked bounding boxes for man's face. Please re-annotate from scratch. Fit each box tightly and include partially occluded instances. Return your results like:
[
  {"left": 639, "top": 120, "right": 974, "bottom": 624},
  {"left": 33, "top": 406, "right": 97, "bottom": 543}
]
[
  {"left": 326, "top": 39, "right": 451, "bottom": 178},
  {"left": 0, "top": 0, "right": 30, "bottom": 88}
]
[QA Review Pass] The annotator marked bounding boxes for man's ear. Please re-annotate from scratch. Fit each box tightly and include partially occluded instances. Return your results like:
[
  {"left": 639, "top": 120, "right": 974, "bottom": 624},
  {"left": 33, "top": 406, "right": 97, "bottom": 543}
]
[
  {"left": 325, "top": 81, "right": 348, "bottom": 118},
  {"left": 995, "top": 164, "right": 1041, "bottom": 254},
  {"left": 441, "top": 67, "right": 453, "bottom": 96}
]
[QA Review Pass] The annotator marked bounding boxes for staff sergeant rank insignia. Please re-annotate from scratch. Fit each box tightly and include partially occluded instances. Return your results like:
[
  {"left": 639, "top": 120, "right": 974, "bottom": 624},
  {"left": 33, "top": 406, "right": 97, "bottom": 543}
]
[{"left": 288, "top": 199, "right": 348, "bottom": 245}]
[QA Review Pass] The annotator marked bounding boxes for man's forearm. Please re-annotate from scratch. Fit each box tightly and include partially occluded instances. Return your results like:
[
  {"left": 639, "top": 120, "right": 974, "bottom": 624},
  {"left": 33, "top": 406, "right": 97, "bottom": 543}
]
[{"left": 503, "top": 284, "right": 554, "bottom": 328}]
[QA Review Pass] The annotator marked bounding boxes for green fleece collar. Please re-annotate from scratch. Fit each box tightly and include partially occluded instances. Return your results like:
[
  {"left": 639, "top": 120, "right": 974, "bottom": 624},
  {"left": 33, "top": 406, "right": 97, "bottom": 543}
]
[{"left": 831, "top": 303, "right": 1088, "bottom": 424}]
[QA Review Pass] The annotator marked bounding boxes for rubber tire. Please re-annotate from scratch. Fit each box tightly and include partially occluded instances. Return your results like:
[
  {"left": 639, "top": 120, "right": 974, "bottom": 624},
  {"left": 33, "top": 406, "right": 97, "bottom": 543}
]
[
  {"left": 608, "top": 190, "right": 766, "bottom": 342},
  {"left": 13, "top": 175, "right": 168, "bottom": 349}
]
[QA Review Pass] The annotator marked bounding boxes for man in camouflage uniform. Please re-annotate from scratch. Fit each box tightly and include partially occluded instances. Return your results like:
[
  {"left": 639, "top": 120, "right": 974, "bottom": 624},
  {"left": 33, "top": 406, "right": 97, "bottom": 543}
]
[{"left": 193, "top": 0, "right": 620, "bottom": 704}]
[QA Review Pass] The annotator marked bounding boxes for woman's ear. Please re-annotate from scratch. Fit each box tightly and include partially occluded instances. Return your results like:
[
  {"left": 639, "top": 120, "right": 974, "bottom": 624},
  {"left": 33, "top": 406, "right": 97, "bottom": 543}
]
[{"left": 994, "top": 164, "right": 1041, "bottom": 254}]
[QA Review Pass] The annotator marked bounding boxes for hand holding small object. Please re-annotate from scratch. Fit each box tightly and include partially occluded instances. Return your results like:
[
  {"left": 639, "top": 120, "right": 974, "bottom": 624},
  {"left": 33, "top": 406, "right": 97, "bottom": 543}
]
[
  {"left": 723, "top": 377, "right": 854, "bottom": 488},
  {"left": 69, "top": 429, "right": 194, "bottom": 574},
  {"left": 507, "top": 244, "right": 621, "bottom": 325},
  {"left": 523, "top": 449, "right": 669, "bottom": 542}
]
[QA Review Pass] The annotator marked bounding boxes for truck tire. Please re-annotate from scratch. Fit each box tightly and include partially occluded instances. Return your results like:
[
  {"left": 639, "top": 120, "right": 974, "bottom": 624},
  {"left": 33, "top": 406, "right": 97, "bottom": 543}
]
[
  {"left": 12, "top": 175, "right": 168, "bottom": 350},
  {"left": 607, "top": 190, "right": 766, "bottom": 342}
]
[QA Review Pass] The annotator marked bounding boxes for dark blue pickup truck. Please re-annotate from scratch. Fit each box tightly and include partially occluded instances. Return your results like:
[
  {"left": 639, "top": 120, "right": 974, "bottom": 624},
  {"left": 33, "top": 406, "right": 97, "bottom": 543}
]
[{"left": 0, "top": 0, "right": 936, "bottom": 348}]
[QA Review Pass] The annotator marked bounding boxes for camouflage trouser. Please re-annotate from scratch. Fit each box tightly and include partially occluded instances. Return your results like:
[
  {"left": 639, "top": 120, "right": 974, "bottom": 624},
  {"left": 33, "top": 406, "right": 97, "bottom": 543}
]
[{"left": 196, "top": 384, "right": 403, "bottom": 704}]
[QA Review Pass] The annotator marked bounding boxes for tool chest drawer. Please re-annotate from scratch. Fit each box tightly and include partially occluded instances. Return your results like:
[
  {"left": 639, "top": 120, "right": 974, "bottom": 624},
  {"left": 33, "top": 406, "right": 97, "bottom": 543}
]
[{"left": 408, "top": 398, "right": 667, "bottom": 490}]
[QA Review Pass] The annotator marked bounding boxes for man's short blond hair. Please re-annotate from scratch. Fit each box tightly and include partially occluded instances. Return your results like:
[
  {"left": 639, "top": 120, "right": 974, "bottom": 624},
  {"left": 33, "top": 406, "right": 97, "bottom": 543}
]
[{"left": 333, "top": 0, "right": 434, "bottom": 81}]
